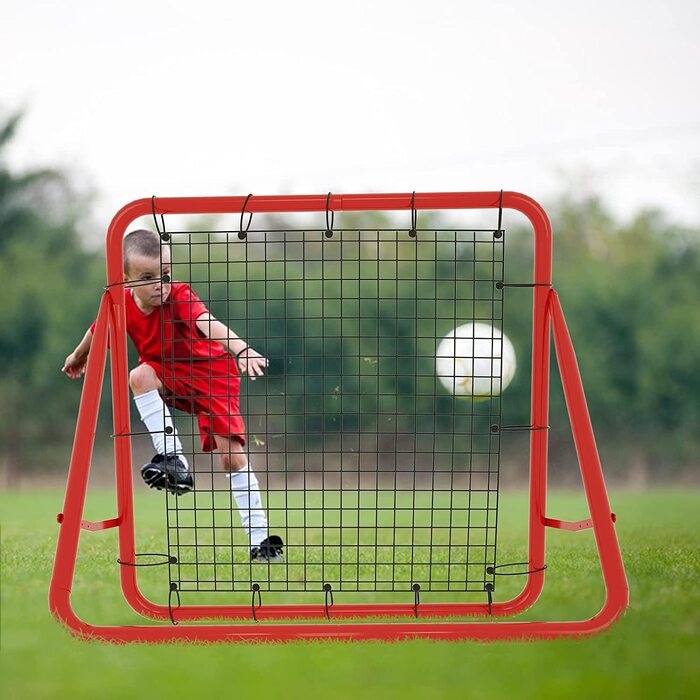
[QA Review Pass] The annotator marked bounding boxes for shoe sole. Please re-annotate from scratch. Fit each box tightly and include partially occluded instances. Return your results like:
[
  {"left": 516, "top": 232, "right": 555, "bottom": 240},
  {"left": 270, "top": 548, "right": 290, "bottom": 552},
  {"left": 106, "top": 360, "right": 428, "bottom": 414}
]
[
  {"left": 152, "top": 484, "right": 194, "bottom": 496},
  {"left": 251, "top": 555, "right": 284, "bottom": 563},
  {"left": 142, "top": 466, "right": 193, "bottom": 496}
]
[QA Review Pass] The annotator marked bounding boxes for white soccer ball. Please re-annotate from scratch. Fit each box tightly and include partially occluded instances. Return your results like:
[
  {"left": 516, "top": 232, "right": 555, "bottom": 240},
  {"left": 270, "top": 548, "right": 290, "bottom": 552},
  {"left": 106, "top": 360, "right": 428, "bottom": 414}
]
[{"left": 436, "top": 322, "right": 516, "bottom": 399}]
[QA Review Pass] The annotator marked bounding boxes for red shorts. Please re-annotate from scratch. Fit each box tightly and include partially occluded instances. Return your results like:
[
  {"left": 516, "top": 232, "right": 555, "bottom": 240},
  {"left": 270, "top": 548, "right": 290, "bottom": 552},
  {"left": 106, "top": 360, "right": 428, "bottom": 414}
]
[{"left": 143, "top": 356, "right": 246, "bottom": 451}]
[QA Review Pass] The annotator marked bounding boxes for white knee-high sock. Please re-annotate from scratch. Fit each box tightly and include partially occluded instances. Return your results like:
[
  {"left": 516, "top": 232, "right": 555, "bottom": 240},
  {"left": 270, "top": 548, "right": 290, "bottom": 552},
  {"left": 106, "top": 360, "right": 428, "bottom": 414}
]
[
  {"left": 133, "top": 389, "right": 188, "bottom": 469},
  {"left": 229, "top": 462, "right": 268, "bottom": 547}
]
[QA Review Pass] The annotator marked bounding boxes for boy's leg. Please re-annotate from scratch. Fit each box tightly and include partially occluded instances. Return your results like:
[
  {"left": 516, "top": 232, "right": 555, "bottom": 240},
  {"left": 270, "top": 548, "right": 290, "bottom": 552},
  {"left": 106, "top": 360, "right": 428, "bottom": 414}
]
[
  {"left": 130, "top": 364, "right": 188, "bottom": 466},
  {"left": 214, "top": 435, "right": 271, "bottom": 549}
]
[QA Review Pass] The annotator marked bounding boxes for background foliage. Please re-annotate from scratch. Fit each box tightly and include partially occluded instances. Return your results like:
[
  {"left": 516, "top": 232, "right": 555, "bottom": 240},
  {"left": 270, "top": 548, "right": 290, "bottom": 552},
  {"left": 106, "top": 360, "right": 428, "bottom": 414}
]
[{"left": 1, "top": 113, "right": 698, "bottom": 482}]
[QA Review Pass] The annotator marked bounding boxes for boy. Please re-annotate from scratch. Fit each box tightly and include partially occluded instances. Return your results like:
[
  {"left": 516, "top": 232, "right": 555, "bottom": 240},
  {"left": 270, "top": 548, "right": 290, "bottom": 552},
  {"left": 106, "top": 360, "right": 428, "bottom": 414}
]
[{"left": 62, "top": 229, "right": 283, "bottom": 562}]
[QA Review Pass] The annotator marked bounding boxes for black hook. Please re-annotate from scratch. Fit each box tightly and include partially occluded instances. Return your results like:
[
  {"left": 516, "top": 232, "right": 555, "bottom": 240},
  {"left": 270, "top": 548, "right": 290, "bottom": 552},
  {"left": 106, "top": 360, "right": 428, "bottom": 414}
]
[
  {"left": 325, "top": 192, "right": 334, "bottom": 238},
  {"left": 251, "top": 583, "right": 261, "bottom": 622},
  {"left": 239, "top": 193, "right": 253, "bottom": 240},
  {"left": 168, "top": 582, "right": 180, "bottom": 625},
  {"left": 485, "top": 583, "right": 494, "bottom": 616},
  {"left": 494, "top": 189, "right": 503, "bottom": 239},
  {"left": 323, "top": 583, "right": 334, "bottom": 619},
  {"left": 409, "top": 191, "right": 417, "bottom": 238},
  {"left": 412, "top": 583, "right": 421, "bottom": 618},
  {"left": 151, "top": 196, "right": 168, "bottom": 241}
]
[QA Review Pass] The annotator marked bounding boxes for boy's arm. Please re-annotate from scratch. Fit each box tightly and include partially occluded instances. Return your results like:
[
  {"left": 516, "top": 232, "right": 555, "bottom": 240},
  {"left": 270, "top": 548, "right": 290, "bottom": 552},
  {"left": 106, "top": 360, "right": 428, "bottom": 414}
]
[
  {"left": 195, "top": 313, "right": 268, "bottom": 380},
  {"left": 195, "top": 313, "right": 248, "bottom": 355},
  {"left": 61, "top": 329, "right": 93, "bottom": 379}
]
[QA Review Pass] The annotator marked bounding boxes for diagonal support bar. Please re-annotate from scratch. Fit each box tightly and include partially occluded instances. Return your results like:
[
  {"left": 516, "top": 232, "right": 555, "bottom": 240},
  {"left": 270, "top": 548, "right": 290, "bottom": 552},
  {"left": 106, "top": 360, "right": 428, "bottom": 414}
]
[{"left": 547, "top": 290, "right": 628, "bottom": 618}]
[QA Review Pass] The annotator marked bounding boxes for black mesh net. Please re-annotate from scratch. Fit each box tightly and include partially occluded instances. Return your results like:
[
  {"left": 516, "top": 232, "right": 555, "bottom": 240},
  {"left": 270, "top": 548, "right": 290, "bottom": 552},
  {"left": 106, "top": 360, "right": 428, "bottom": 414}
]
[{"left": 156, "top": 222, "right": 506, "bottom": 597}]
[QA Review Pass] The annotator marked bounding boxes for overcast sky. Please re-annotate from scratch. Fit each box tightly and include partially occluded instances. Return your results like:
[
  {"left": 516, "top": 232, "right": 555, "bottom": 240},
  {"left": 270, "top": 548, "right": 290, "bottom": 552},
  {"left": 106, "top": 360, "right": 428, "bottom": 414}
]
[{"left": 4, "top": 0, "right": 700, "bottom": 230}]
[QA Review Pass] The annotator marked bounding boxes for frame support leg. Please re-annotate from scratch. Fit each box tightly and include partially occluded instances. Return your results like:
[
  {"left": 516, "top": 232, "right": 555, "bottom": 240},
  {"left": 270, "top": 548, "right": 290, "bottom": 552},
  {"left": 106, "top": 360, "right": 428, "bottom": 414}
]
[{"left": 548, "top": 290, "right": 628, "bottom": 620}]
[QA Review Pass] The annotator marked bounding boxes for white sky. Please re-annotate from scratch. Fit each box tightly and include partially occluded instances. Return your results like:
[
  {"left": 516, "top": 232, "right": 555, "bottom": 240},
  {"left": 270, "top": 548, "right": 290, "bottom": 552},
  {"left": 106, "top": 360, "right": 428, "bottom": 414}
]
[{"left": 3, "top": 0, "right": 700, "bottom": 233}]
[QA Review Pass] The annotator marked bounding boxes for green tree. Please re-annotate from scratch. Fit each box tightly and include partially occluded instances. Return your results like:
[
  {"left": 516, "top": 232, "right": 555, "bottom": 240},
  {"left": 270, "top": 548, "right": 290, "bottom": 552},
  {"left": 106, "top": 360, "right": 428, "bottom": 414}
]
[
  {"left": 0, "top": 112, "right": 103, "bottom": 480},
  {"left": 548, "top": 197, "right": 700, "bottom": 478}
]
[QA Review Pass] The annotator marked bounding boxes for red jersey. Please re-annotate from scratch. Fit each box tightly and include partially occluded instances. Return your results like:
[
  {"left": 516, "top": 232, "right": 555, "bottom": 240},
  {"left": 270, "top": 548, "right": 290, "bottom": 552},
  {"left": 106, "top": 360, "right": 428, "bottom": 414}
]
[
  {"left": 90, "top": 282, "right": 244, "bottom": 449},
  {"left": 92, "top": 282, "right": 228, "bottom": 364}
]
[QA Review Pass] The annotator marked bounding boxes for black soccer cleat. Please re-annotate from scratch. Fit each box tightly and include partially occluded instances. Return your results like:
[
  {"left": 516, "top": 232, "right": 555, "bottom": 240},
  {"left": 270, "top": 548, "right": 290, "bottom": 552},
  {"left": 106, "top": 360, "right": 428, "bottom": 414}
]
[
  {"left": 140, "top": 454, "right": 194, "bottom": 496},
  {"left": 250, "top": 535, "right": 284, "bottom": 563}
]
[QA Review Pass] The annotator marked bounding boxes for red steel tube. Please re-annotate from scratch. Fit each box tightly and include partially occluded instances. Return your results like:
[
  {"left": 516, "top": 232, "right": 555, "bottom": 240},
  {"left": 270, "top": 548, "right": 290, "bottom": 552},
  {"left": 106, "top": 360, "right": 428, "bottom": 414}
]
[
  {"left": 548, "top": 291, "right": 628, "bottom": 620},
  {"left": 49, "top": 191, "right": 627, "bottom": 642},
  {"left": 49, "top": 293, "right": 110, "bottom": 621}
]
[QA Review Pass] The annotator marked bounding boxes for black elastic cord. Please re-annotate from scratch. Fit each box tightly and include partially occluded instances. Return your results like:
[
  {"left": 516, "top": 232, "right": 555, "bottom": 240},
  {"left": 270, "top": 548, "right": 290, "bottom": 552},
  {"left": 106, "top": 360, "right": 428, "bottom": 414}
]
[
  {"left": 251, "top": 583, "right": 261, "bottom": 622},
  {"left": 239, "top": 194, "right": 253, "bottom": 239},
  {"left": 491, "top": 424, "right": 549, "bottom": 433},
  {"left": 151, "top": 196, "right": 168, "bottom": 240},
  {"left": 236, "top": 345, "right": 251, "bottom": 359},
  {"left": 111, "top": 427, "right": 172, "bottom": 438},
  {"left": 409, "top": 191, "right": 417, "bottom": 238},
  {"left": 496, "top": 281, "right": 552, "bottom": 289},
  {"left": 117, "top": 553, "right": 177, "bottom": 567},
  {"left": 323, "top": 583, "right": 334, "bottom": 619},
  {"left": 412, "top": 583, "right": 421, "bottom": 618},
  {"left": 104, "top": 277, "right": 170, "bottom": 290},
  {"left": 325, "top": 192, "right": 334, "bottom": 238},
  {"left": 168, "top": 583, "right": 180, "bottom": 625},
  {"left": 486, "top": 562, "right": 548, "bottom": 577}
]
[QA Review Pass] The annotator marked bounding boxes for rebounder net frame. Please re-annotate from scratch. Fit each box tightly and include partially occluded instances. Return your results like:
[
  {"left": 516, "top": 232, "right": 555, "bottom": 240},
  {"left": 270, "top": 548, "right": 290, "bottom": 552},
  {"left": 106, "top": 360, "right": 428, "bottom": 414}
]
[{"left": 50, "top": 191, "right": 628, "bottom": 642}]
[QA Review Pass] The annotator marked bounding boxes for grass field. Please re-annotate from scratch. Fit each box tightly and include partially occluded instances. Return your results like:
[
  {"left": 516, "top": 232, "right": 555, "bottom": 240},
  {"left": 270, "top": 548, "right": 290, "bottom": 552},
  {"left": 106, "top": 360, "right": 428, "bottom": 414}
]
[{"left": 1, "top": 487, "right": 699, "bottom": 699}]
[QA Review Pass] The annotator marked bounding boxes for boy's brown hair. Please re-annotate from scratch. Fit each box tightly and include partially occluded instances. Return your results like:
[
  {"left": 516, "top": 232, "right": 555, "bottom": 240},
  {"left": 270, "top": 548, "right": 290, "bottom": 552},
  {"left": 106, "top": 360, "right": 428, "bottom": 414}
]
[{"left": 123, "top": 229, "right": 163, "bottom": 274}]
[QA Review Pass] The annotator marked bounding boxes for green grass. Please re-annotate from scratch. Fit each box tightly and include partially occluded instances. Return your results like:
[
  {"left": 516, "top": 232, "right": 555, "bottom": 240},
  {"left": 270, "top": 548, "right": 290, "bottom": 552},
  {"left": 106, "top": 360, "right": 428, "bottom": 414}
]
[{"left": 2, "top": 488, "right": 699, "bottom": 699}]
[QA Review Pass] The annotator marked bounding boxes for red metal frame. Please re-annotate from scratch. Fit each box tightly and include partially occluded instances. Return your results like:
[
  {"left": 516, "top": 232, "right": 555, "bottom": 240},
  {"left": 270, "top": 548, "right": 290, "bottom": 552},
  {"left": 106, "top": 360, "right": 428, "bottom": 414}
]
[{"left": 49, "top": 191, "right": 628, "bottom": 642}]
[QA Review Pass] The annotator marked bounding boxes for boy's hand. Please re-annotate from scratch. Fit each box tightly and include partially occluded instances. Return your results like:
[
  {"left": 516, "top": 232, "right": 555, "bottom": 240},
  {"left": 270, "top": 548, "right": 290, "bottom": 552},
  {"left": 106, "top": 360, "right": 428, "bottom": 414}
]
[
  {"left": 62, "top": 351, "right": 87, "bottom": 379},
  {"left": 237, "top": 347, "right": 269, "bottom": 381}
]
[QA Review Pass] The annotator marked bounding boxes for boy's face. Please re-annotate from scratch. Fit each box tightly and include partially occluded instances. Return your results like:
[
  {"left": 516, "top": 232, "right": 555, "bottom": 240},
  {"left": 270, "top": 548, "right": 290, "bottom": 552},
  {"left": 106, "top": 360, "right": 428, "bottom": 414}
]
[{"left": 124, "top": 247, "right": 172, "bottom": 310}]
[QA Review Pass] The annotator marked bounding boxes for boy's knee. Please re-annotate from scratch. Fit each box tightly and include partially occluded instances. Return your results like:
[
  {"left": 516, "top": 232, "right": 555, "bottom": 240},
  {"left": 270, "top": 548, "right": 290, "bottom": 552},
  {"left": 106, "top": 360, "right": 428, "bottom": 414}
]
[
  {"left": 129, "top": 364, "right": 160, "bottom": 394},
  {"left": 220, "top": 450, "right": 247, "bottom": 472}
]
